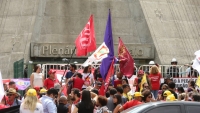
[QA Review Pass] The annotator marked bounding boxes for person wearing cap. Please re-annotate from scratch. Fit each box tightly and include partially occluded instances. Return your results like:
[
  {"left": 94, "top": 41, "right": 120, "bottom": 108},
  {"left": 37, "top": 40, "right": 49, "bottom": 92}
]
[
  {"left": 44, "top": 69, "right": 59, "bottom": 90},
  {"left": 39, "top": 88, "right": 47, "bottom": 98},
  {"left": 167, "top": 58, "right": 179, "bottom": 78},
  {"left": 40, "top": 88, "right": 58, "bottom": 113},
  {"left": 30, "top": 64, "right": 44, "bottom": 88},
  {"left": 6, "top": 88, "right": 21, "bottom": 107},
  {"left": 118, "top": 92, "right": 143, "bottom": 112},
  {"left": 20, "top": 89, "right": 43, "bottom": 113},
  {"left": 166, "top": 94, "right": 177, "bottom": 101},
  {"left": 66, "top": 73, "right": 84, "bottom": 91},
  {"left": 162, "top": 90, "right": 172, "bottom": 101}
]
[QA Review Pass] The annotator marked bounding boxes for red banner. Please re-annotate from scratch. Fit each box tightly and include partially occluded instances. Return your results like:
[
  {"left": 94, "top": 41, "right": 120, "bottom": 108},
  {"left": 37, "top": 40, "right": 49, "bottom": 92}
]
[{"left": 99, "top": 59, "right": 115, "bottom": 96}]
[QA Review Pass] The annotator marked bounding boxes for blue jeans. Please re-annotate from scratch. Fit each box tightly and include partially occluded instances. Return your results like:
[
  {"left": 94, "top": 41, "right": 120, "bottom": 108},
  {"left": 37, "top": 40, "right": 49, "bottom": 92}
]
[{"left": 152, "top": 90, "right": 158, "bottom": 99}]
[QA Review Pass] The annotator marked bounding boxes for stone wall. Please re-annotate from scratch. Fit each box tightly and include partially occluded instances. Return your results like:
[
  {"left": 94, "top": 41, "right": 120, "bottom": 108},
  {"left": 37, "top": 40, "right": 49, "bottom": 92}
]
[{"left": 140, "top": 0, "right": 200, "bottom": 64}]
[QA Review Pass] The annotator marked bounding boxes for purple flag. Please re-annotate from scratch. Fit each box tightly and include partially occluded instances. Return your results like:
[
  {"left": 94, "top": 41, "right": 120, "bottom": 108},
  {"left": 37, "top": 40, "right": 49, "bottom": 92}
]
[{"left": 100, "top": 10, "right": 114, "bottom": 80}]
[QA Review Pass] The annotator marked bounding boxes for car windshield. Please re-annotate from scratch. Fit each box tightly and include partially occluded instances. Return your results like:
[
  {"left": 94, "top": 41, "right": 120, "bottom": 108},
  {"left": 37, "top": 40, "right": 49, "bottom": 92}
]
[{"left": 122, "top": 103, "right": 153, "bottom": 113}]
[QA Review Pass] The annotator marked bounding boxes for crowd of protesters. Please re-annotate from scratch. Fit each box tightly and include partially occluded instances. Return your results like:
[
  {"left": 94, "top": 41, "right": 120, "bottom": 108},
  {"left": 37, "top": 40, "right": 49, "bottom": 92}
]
[{"left": 0, "top": 59, "right": 200, "bottom": 113}]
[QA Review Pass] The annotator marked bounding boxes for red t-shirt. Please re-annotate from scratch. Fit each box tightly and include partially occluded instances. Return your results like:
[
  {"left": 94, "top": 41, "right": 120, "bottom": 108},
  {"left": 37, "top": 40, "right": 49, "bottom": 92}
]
[
  {"left": 149, "top": 73, "right": 161, "bottom": 90},
  {"left": 123, "top": 100, "right": 143, "bottom": 110},
  {"left": 73, "top": 77, "right": 84, "bottom": 90},
  {"left": 44, "top": 78, "right": 59, "bottom": 90},
  {"left": 114, "top": 80, "right": 122, "bottom": 88}
]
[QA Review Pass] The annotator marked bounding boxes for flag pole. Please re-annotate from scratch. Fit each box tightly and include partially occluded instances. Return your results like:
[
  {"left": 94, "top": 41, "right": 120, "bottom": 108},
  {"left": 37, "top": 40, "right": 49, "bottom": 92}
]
[{"left": 61, "top": 47, "right": 76, "bottom": 84}]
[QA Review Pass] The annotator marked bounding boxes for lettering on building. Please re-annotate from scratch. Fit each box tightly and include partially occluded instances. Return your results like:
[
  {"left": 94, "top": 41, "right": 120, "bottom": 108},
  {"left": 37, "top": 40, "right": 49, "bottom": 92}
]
[{"left": 30, "top": 43, "right": 154, "bottom": 59}]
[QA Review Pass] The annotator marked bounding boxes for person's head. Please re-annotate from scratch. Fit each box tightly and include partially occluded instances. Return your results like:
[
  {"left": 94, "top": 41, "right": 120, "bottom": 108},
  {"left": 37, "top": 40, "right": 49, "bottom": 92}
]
[
  {"left": 168, "top": 82, "right": 175, "bottom": 90},
  {"left": 8, "top": 81, "right": 16, "bottom": 89},
  {"left": 188, "top": 80, "right": 195, "bottom": 88},
  {"left": 39, "top": 88, "right": 47, "bottom": 97},
  {"left": 109, "top": 88, "right": 117, "bottom": 96},
  {"left": 54, "top": 83, "right": 61, "bottom": 92},
  {"left": 97, "top": 96, "right": 108, "bottom": 107},
  {"left": 138, "top": 70, "right": 144, "bottom": 78},
  {"left": 171, "top": 58, "right": 178, "bottom": 65},
  {"left": 59, "top": 96, "right": 68, "bottom": 105},
  {"left": 177, "top": 87, "right": 185, "bottom": 94},
  {"left": 133, "top": 92, "right": 143, "bottom": 101},
  {"left": 122, "top": 78, "right": 128, "bottom": 85},
  {"left": 7, "top": 88, "right": 18, "bottom": 101},
  {"left": 117, "top": 71, "right": 123, "bottom": 79},
  {"left": 69, "top": 64, "right": 77, "bottom": 71},
  {"left": 116, "top": 86, "right": 123, "bottom": 95},
  {"left": 143, "top": 83, "right": 150, "bottom": 90},
  {"left": 113, "top": 94, "right": 122, "bottom": 105},
  {"left": 34, "top": 64, "right": 41, "bottom": 73},
  {"left": 81, "top": 90, "right": 94, "bottom": 108},
  {"left": 48, "top": 69, "right": 56, "bottom": 79},
  {"left": 122, "top": 84, "right": 130, "bottom": 93},
  {"left": 91, "top": 89, "right": 99, "bottom": 95},
  {"left": 161, "top": 84, "right": 168, "bottom": 91},
  {"left": 163, "top": 90, "right": 172, "bottom": 100},
  {"left": 94, "top": 81, "right": 102, "bottom": 90},
  {"left": 71, "top": 88, "right": 80, "bottom": 101},
  {"left": 46, "top": 88, "right": 58, "bottom": 99},
  {"left": 164, "top": 74, "right": 172, "bottom": 84},
  {"left": 142, "top": 90, "right": 152, "bottom": 103},
  {"left": 76, "top": 73, "right": 82, "bottom": 78},
  {"left": 149, "top": 65, "right": 159, "bottom": 74},
  {"left": 83, "top": 65, "right": 92, "bottom": 73},
  {"left": 191, "top": 93, "right": 200, "bottom": 102},
  {"left": 3, "top": 83, "right": 8, "bottom": 91},
  {"left": 23, "top": 89, "right": 38, "bottom": 112}
]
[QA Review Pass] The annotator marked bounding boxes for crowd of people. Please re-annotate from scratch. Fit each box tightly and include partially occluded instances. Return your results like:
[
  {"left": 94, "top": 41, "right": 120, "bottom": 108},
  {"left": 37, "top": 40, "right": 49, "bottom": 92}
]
[{"left": 0, "top": 60, "right": 200, "bottom": 113}]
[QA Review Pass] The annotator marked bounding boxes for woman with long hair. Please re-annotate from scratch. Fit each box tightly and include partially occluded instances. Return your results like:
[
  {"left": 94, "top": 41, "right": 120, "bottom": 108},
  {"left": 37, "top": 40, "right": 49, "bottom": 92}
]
[
  {"left": 142, "top": 90, "right": 153, "bottom": 103},
  {"left": 149, "top": 65, "right": 161, "bottom": 99},
  {"left": 73, "top": 90, "right": 95, "bottom": 113},
  {"left": 30, "top": 64, "right": 44, "bottom": 88},
  {"left": 82, "top": 65, "right": 94, "bottom": 90},
  {"left": 20, "top": 89, "right": 43, "bottom": 113},
  {"left": 113, "top": 94, "right": 122, "bottom": 113}
]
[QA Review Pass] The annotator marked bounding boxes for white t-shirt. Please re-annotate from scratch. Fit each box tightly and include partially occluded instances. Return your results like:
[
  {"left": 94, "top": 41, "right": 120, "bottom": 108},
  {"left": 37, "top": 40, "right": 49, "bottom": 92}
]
[
  {"left": 82, "top": 73, "right": 94, "bottom": 89},
  {"left": 20, "top": 103, "right": 44, "bottom": 113},
  {"left": 33, "top": 73, "right": 43, "bottom": 87}
]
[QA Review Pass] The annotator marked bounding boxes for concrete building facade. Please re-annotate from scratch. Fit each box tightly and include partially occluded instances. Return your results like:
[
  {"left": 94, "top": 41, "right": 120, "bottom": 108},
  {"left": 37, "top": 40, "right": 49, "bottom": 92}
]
[{"left": 0, "top": 0, "right": 199, "bottom": 78}]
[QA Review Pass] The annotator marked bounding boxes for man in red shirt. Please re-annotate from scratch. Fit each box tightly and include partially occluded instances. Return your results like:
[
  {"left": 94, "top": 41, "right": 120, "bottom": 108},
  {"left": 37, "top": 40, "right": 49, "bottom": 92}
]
[
  {"left": 67, "top": 73, "right": 84, "bottom": 91},
  {"left": 119, "top": 92, "right": 143, "bottom": 112},
  {"left": 114, "top": 71, "right": 123, "bottom": 88},
  {"left": 44, "top": 69, "right": 59, "bottom": 90}
]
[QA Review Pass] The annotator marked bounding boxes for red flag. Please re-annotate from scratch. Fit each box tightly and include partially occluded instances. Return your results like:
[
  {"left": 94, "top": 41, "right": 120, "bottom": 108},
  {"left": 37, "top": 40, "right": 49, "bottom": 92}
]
[
  {"left": 75, "top": 15, "right": 96, "bottom": 56},
  {"left": 99, "top": 59, "right": 115, "bottom": 96},
  {"left": 118, "top": 37, "right": 134, "bottom": 78}
]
